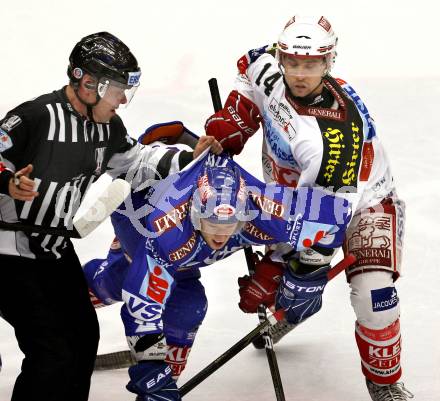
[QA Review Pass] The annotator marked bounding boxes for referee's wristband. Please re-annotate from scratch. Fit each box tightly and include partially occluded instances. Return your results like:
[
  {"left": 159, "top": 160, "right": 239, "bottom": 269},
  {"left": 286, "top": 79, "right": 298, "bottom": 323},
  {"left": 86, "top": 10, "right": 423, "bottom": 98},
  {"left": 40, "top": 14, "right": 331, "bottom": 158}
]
[{"left": 0, "top": 169, "right": 14, "bottom": 195}]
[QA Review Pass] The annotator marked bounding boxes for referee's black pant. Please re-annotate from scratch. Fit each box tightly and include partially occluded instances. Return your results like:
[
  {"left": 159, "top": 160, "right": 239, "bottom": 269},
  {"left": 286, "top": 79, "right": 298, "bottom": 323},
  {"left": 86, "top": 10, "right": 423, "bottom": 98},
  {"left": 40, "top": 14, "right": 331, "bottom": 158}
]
[{"left": 0, "top": 244, "right": 100, "bottom": 401}]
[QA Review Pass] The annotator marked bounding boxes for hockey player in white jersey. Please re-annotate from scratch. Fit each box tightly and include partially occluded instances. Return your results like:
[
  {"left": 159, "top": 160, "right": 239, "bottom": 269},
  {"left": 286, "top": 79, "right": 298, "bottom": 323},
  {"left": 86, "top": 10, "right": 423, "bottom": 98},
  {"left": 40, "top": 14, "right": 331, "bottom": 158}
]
[{"left": 205, "top": 15, "right": 413, "bottom": 400}]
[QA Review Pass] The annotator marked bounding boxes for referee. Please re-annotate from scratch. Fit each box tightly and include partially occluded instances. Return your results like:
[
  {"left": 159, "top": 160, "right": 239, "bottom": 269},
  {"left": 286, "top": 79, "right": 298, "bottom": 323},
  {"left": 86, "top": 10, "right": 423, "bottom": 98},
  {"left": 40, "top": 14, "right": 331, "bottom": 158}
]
[{"left": 0, "top": 32, "right": 220, "bottom": 401}]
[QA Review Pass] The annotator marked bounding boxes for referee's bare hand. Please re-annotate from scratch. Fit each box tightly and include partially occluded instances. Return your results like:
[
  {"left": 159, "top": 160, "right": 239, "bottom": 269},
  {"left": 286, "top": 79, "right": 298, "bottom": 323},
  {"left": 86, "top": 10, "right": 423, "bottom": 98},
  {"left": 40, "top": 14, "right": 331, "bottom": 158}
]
[
  {"left": 8, "top": 164, "right": 39, "bottom": 201},
  {"left": 193, "top": 136, "right": 223, "bottom": 159}
]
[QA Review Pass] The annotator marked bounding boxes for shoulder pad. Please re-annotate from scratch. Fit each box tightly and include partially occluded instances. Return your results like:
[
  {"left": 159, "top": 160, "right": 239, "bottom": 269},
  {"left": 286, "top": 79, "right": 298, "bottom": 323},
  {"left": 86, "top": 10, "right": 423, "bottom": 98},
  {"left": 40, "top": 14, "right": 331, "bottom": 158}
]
[{"left": 237, "top": 43, "right": 277, "bottom": 74}]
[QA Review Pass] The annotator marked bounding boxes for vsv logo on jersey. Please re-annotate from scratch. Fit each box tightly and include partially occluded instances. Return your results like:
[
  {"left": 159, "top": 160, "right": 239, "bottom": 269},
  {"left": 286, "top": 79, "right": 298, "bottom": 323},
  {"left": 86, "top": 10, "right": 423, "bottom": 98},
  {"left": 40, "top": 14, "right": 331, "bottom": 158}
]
[
  {"left": 371, "top": 287, "right": 399, "bottom": 312},
  {"left": 122, "top": 290, "right": 163, "bottom": 323}
]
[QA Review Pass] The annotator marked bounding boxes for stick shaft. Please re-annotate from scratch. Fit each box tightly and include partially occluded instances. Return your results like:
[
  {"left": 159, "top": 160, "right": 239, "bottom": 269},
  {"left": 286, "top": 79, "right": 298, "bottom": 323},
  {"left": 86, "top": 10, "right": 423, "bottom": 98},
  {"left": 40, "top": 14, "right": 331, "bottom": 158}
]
[
  {"left": 0, "top": 221, "right": 80, "bottom": 238},
  {"left": 208, "top": 78, "right": 222, "bottom": 111},
  {"left": 179, "top": 255, "right": 355, "bottom": 396},
  {"left": 208, "top": 77, "right": 286, "bottom": 400},
  {"left": 180, "top": 317, "right": 274, "bottom": 396},
  {"left": 245, "top": 247, "right": 286, "bottom": 401},
  {"left": 0, "top": 178, "right": 130, "bottom": 238}
]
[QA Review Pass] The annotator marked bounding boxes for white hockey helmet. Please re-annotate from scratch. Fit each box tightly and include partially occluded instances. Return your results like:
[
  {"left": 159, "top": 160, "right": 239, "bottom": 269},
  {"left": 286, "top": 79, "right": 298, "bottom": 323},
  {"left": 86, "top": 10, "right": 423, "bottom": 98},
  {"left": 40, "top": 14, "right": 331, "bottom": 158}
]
[{"left": 277, "top": 15, "right": 338, "bottom": 73}]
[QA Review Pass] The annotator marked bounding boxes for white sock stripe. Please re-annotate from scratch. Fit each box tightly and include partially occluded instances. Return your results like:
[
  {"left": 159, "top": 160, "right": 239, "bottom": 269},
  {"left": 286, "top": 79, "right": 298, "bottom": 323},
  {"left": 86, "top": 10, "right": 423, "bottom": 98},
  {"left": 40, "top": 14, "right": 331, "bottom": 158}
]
[
  {"left": 361, "top": 359, "right": 401, "bottom": 377},
  {"left": 356, "top": 325, "right": 400, "bottom": 347}
]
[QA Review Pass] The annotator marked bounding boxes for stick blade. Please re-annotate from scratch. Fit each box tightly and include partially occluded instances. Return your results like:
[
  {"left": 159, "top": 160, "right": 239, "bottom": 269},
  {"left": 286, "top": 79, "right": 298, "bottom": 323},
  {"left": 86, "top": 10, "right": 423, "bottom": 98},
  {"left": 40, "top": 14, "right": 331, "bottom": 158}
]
[
  {"left": 73, "top": 179, "right": 131, "bottom": 238},
  {"left": 94, "top": 350, "right": 136, "bottom": 371}
]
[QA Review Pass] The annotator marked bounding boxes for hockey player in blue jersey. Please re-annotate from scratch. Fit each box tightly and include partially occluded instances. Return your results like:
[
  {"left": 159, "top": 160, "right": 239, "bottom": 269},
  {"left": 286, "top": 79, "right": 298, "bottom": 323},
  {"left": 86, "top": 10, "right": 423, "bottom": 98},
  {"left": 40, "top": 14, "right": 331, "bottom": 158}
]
[{"left": 83, "top": 123, "right": 352, "bottom": 400}]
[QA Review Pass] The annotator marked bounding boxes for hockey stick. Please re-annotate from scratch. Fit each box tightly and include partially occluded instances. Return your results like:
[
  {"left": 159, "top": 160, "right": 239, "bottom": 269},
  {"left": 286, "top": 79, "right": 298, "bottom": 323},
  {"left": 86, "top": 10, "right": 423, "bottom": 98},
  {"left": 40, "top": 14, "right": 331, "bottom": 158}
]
[
  {"left": 244, "top": 247, "right": 286, "bottom": 401},
  {"left": 208, "top": 77, "right": 286, "bottom": 400},
  {"left": 179, "top": 254, "right": 356, "bottom": 396},
  {"left": 0, "top": 178, "right": 131, "bottom": 238},
  {"left": 94, "top": 349, "right": 136, "bottom": 371}
]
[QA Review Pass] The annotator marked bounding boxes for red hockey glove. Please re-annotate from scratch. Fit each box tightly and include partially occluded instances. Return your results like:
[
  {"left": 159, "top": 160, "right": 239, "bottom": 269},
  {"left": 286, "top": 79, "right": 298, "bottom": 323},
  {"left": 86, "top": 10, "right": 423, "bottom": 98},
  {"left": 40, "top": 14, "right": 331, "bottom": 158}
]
[
  {"left": 205, "top": 90, "right": 261, "bottom": 155},
  {"left": 238, "top": 257, "right": 285, "bottom": 313}
]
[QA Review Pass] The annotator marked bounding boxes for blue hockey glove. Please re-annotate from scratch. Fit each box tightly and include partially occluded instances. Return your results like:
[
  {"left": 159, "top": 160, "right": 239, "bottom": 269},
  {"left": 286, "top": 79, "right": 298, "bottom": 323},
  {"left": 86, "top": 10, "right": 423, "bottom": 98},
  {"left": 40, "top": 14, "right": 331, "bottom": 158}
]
[
  {"left": 276, "top": 262, "right": 329, "bottom": 324},
  {"left": 126, "top": 360, "right": 181, "bottom": 401}
]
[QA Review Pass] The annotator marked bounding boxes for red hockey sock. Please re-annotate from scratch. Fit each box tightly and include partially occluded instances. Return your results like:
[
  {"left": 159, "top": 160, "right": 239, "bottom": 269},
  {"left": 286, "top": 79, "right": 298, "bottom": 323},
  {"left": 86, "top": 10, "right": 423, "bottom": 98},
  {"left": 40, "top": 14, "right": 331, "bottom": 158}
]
[
  {"left": 88, "top": 288, "right": 105, "bottom": 308},
  {"left": 355, "top": 319, "right": 402, "bottom": 384},
  {"left": 165, "top": 344, "right": 192, "bottom": 380}
]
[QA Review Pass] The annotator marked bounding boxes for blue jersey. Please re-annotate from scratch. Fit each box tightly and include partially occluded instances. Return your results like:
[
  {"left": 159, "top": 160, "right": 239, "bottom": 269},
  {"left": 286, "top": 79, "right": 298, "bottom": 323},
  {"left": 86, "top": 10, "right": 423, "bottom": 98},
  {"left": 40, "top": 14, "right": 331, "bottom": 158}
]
[{"left": 119, "top": 152, "right": 351, "bottom": 336}]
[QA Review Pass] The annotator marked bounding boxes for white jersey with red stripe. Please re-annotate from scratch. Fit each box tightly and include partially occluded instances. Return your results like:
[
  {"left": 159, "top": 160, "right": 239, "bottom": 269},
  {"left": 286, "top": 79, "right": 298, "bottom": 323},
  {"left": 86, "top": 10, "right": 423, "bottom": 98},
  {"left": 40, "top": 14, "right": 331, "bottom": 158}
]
[{"left": 235, "top": 49, "right": 396, "bottom": 213}]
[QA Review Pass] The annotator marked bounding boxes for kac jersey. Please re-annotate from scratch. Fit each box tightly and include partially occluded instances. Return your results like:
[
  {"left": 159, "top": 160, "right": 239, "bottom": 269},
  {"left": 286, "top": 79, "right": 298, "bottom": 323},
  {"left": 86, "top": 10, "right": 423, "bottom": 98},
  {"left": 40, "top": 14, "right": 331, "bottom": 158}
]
[
  {"left": 235, "top": 46, "right": 397, "bottom": 212},
  {"left": 118, "top": 152, "right": 352, "bottom": 336}
]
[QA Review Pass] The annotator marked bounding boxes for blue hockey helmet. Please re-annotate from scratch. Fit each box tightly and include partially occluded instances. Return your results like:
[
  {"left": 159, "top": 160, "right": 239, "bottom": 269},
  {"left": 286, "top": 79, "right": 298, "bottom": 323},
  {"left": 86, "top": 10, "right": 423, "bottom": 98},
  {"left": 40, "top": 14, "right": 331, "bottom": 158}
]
[{"left": 191, "top": 159, "right": 249, "bottom": 234}]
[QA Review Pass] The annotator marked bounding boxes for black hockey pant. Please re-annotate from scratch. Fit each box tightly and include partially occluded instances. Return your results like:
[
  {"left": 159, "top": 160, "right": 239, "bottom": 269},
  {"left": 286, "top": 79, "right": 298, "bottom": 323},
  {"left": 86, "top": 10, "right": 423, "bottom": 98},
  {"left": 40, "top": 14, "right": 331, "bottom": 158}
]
[{"left": 0, "top": 245, "right": 100, "bottom": 401}]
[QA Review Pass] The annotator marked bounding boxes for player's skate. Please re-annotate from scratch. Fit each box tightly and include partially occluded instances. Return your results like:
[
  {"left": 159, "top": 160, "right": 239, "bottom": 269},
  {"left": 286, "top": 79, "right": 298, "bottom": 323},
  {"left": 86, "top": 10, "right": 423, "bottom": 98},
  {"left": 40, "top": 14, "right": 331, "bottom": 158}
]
[
  {"left": 366, "top": 379, "right": 414, "bottom": 400},
  {"left": 252, "top": 318, "right": 296, "bottom": 349}
]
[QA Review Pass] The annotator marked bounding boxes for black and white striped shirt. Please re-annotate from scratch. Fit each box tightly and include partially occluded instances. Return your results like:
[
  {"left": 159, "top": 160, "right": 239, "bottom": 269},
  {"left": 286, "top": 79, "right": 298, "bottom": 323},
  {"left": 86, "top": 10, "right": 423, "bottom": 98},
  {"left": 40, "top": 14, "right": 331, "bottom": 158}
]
[{"left": 0, "top": 87, "right": 193, "bottom": 259}]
